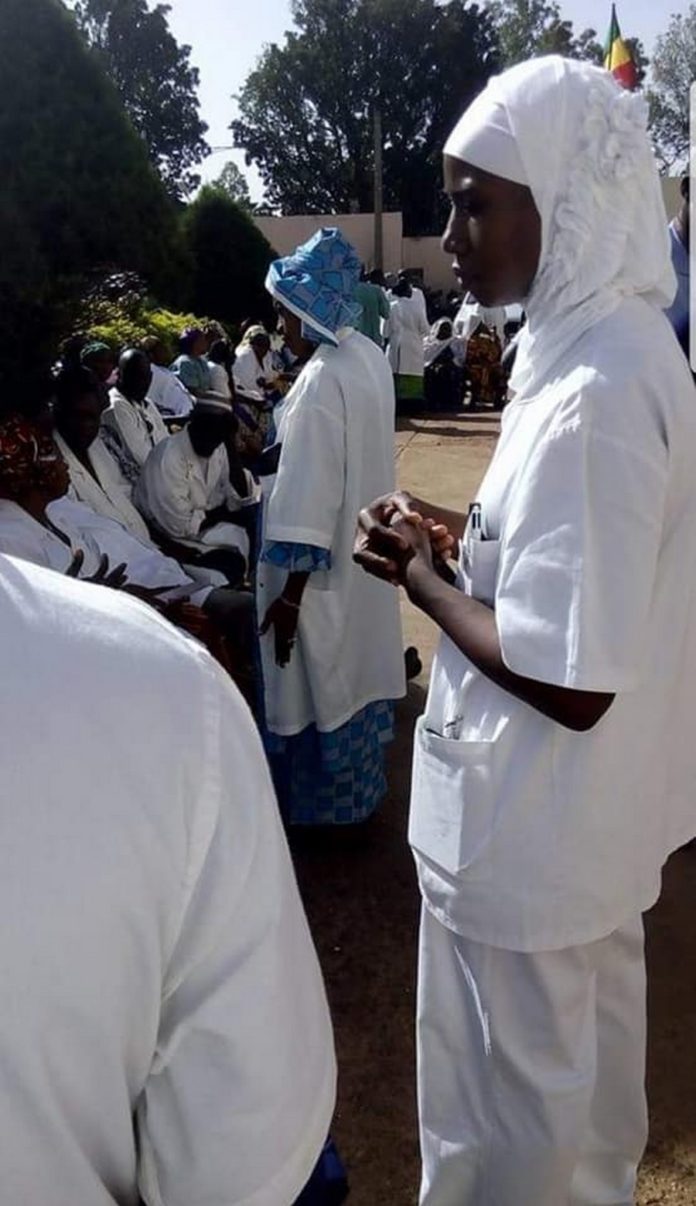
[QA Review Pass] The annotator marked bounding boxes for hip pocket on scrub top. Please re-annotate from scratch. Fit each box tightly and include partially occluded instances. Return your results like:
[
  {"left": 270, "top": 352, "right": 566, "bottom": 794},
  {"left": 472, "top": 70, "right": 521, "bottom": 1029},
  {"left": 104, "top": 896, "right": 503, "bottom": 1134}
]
[
  {"left": 461, "top": 537, "right": 500, "bottom": 608},
  {"left": 408, "top": 716, "right": 495, "bottom": 880}
]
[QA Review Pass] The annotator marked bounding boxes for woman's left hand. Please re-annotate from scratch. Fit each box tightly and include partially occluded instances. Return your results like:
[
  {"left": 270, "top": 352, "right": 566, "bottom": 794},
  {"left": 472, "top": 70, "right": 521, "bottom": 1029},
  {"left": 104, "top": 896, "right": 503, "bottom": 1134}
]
[{"left": 260, "top": 596, "right": 300, "bottom": 667}]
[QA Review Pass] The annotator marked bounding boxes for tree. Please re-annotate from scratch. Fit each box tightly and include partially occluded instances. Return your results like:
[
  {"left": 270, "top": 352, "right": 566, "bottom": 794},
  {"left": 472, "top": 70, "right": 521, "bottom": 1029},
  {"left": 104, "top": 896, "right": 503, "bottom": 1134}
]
[
  {"left": 181, "top": 187, "right": 275, "bottom": 328},
  {"left": 72, "top": 0, "right": 209, "bottom": 197},
  {"left": 212, "top": 161, "right": 255, "bottom": 211},
  {"left": 0, "top": 0, "right": 183, "bottom": 400},
  {"left": 648, "top": 7, "right": 696, "bottom": 169},
  {"left": 486, "top": 0, "right": 648, "bottom": 85},
  {"left": 232, "top": 0, "right": 500, "bottom": 236}
]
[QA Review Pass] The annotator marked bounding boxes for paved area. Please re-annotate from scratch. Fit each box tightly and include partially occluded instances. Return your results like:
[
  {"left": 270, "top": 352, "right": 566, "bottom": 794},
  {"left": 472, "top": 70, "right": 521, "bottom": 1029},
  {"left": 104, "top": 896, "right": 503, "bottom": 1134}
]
[{"left": 291, "top": 413, "right": 696, "bottom": 1206}]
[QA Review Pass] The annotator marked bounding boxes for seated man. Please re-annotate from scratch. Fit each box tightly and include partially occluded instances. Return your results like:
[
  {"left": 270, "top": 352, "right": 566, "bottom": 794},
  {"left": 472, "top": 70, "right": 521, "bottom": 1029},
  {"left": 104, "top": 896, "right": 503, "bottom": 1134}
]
[
  {"left": 141, "top": 335, "right": 195, "bottom": 419},
  {"left": 0, "top": 413, "right": 256, "bottom": 699},
  {"left": 0, "top": 551, "right": 335, "bottom": 1203},
  {"left": 53, "top": 365, "right": 153, "bottom": 543},
  {"left": 136, "top": 399, "right": 258, "bottom": 587},
  {"left": 103, "top": 348, "right": 168, "bottom": 483}
]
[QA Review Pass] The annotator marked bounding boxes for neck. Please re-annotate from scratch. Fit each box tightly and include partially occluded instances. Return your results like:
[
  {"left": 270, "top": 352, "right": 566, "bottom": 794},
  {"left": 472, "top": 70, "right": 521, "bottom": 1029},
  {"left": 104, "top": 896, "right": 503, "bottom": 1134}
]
[{"left": 15, "top": 489, "right": 50, "bottom": 523}]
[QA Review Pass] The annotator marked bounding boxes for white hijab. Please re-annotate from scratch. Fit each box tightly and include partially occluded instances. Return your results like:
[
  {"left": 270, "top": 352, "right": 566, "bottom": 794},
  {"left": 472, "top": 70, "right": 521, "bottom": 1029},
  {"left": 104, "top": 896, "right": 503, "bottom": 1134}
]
[{"left": 444, "top": 56, "right": 676, "bottom": 397}]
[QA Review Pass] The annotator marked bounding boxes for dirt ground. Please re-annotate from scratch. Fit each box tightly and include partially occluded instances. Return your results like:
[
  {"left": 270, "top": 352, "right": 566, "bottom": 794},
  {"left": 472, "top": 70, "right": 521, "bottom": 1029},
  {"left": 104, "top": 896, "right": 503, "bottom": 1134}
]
[{"left": 290, "top": 413, "right": 696, "bottom": 1206}]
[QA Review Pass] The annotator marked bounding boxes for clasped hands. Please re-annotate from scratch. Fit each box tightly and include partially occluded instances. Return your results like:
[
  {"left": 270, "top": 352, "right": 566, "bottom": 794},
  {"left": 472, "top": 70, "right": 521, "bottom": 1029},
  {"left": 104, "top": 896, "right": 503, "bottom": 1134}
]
[{"left": 353, "top": 491, "right": 456, "bottom": 594}]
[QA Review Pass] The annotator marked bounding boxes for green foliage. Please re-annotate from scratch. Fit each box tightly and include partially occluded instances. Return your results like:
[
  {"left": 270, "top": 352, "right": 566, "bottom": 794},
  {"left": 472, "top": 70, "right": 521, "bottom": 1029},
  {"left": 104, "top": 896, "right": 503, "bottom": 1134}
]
[
  {"left": 82, "top": 303, "right": 218, "bottom": 361},
  {"left": 212, "top": 161, "right": 255, "bottom": 211},
  {"left": 72, "top": 0, "right": 209, "bottom": 198},
  {"left": 0, "top": 0, "right": 183, "bottom": 399},
  {"left": 648, "top": 8, "right": 695, "bottom": 169},
  {"left": 181, "top": 186, "right": 276, "bottom": 328},
  {"left": 232, "top": 0, "right": 500, "bottom": 236}
]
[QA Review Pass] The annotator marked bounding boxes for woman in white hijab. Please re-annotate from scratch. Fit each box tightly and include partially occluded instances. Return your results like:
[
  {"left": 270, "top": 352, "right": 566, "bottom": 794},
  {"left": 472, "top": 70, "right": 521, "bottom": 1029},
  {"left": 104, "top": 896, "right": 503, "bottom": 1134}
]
[{"left": 356, "top": 57, "right": 696, "bottom": 1205}]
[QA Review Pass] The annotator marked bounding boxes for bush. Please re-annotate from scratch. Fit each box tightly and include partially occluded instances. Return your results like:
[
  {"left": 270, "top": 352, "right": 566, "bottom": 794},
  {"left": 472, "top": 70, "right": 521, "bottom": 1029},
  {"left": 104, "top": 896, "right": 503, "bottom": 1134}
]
[
  {"left": 181, "top": 187, "right": 276, "bottom": 329},
  {"left": 83, "top": 303, "right": 221, "bottom": 362}
]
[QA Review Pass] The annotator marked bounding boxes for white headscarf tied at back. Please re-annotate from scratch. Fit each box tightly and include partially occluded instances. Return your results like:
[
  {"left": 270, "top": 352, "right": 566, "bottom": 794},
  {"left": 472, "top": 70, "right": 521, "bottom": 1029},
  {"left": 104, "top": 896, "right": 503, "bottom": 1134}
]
[{"left": 444, "top": 56, "right": 676, "bottom": 398}]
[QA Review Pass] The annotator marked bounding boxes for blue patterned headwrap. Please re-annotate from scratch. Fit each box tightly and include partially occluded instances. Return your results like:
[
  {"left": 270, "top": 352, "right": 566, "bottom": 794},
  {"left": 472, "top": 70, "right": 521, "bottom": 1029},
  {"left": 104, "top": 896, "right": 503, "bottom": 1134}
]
[{"left": 265, "top": 227, "right": 363, "bottom": 347}]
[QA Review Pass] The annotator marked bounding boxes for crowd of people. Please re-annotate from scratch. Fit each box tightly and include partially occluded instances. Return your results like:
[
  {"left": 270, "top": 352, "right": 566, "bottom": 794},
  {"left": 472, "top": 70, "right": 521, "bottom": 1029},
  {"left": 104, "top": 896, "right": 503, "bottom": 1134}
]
[{"left": 1, "top": 50, "right": 696, "bottom": 1206}]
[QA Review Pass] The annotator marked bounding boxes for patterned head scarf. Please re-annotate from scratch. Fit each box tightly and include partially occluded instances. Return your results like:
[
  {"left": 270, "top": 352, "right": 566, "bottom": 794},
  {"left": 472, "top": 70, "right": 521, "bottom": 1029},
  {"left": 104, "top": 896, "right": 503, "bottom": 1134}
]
[
  {"left": 265, "top": 227, "right": 362, "bottom": 347},
  {"left": 444, "top": 56, "right": 675, "bottom": 397},
  {"left": 0, "top": 415, "right": 63, "bottom": 495}
]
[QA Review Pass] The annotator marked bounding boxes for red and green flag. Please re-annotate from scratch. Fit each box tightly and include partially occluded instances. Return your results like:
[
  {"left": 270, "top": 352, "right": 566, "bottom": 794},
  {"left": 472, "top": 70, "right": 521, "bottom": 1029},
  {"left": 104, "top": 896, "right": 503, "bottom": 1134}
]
[{"left": 604, "top": 4, "right": 637, "bottom": 90}]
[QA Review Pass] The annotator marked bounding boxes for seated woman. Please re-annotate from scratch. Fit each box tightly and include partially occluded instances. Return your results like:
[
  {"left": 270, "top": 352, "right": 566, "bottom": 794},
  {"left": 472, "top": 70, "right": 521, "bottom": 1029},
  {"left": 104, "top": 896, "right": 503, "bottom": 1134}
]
[
  {"left": 464, "top": 321, "right": 505, "bottom": 410},
  {"left": 53, "top": 365, "right": 153, "bottom": 542},
  {"left": 170, "top": 327, "right": 214, "bottom": 398},
  {"left": 0, "top": 413, "right": 256, "bottom": 702}
]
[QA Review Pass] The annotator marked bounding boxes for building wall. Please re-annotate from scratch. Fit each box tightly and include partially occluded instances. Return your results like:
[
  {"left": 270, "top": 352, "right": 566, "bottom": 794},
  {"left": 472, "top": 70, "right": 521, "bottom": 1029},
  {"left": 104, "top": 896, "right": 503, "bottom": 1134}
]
[
  {"left": 254, "top": 212, "right": 403, "bottom": 275},
  {"left": 254, "top": 180, "right": 681, "bottom": 294}
]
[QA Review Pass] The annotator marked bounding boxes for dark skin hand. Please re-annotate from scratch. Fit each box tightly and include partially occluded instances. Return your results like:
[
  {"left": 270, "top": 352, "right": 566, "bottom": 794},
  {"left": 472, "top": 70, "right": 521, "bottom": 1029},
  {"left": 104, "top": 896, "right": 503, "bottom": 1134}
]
[
  {"left": 65, "top": 550, "right": 129, "bottom": 589},
  {"left": 260, "top": 571, "right": 309, "bottom": 668},
  {"left": 354, "top": 499, "right": 614, "bottom": 733}
]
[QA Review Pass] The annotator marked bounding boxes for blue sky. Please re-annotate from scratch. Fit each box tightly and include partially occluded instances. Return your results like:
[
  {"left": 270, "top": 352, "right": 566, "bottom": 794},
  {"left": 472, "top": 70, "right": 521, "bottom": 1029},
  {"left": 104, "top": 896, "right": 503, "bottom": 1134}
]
[{"left": 165, "top": 0, "right": 690, "bottom": 199}]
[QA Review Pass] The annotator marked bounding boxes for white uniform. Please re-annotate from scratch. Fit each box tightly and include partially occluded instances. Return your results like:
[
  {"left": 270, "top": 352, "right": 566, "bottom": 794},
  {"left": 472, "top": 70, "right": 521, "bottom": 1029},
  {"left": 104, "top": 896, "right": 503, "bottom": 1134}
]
[
  {"left": 258, "top": 329, "right": 406, "bottom": 735},
  {"left": 0, "top": 553, "right": 335, "bottom": 1203},
  {"left": 207, "top": 360, "right": 233, "bottom": 399},
  {"left": 413, "top": 299, "right": 696, "bottom": 1204},
  {"left": 233, "top": 345, "right": 275, "bottom": 401},
  {"left": 147, "top": 362, "right": 194, "bottom": 418},
  {"left": 386, "top": 295, "right": 430, "bottom": 377},
  {"left": 0, "top": 496, "right": 211, "bottom": 605},
  {"left": 54, "top": 431, "right": 152, "bottom": 543},
  {"left": 136, "top": 427, "right": 256, "bottom": 562},
  {"left": 104, "top": 387, "right": 169, "bottom": 469}
]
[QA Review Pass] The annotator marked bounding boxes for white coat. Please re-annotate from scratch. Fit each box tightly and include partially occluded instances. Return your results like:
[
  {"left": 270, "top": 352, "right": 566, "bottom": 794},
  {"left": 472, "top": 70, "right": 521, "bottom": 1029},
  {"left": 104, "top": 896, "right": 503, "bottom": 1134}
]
[
  {"left": 54, "top": 431, "right": 152, "bottom": 543},
  {"left": 147, "top": 362, "right": 194, "bottom": 418},
  {"left": 410, "top": 299, "right": 696, "bottom": 952},
  {"left": 0, "top": 553, "right": 335, "bottom": 1202},
  {"left": 135, "top": 428, "right": 256, "bottom": 559},
  {"left": 386, "top": 295, "right": 430, "bottom": 377},
  {"left": 258, "top": 329, "right": 406, "bottom": 735},
  {"left": 233, "top": 345, "right": 275, "bottom": 401},
  {"left": 104, "top": 387, "right": 169, "bottom": 469}
]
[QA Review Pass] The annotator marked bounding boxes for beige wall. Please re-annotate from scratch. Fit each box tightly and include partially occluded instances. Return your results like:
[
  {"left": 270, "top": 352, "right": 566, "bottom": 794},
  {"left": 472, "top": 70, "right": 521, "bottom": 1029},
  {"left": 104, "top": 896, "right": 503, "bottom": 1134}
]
[
  {"left": 255, "top": 180, "right": 682, "bottom": 293},
  {"left": 253, "top": 212, "right": 403, "bottom": 275}
]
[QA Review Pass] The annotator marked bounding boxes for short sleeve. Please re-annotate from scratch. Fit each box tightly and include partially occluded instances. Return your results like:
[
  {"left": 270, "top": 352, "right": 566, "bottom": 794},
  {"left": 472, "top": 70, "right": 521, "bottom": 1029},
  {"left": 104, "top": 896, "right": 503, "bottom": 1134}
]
[
  {"left": 496, "top": 401, "right": 669, "bottom": 692},
  {"left": 136, "top": 667, "right": 335, "bottom": 1206}
]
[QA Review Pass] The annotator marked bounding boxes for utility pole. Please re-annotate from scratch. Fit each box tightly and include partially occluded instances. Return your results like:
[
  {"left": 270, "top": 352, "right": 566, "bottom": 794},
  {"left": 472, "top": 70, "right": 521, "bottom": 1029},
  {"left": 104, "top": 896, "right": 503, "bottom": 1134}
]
[{"left": 373, "top": 101, "right": 383, "bottom": 272}]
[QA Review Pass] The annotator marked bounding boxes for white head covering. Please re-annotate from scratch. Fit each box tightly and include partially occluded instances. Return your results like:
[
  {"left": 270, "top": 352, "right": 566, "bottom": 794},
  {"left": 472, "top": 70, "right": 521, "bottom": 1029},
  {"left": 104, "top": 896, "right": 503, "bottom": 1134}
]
[{"left": 444, "top": 56, "right": 676, "bottom": 397}]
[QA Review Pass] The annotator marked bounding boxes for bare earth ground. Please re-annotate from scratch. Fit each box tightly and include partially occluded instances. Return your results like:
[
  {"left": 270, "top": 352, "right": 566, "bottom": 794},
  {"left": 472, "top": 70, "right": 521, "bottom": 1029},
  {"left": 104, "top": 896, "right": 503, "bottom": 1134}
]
[{"left": 289, "top": 413, "right": 696, "bottom": 1206}]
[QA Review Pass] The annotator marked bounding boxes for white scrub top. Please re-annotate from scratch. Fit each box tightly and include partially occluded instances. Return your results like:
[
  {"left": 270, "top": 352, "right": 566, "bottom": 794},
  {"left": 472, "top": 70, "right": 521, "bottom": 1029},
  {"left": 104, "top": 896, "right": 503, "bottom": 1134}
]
[
  {"left": 0, "top": 554, "right": 335, "bottom": 1203},
  {"left": 410, "top": 298, "right": 696, "bottom": 951},
  {"left": 104, "top": 387, "right": 169, "bottom": 469}
]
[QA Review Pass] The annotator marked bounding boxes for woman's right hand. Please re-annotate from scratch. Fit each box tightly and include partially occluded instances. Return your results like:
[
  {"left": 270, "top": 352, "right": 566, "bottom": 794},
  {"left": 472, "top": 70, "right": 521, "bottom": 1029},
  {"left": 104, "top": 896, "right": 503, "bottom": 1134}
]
[{"left": 353, "top": 493, "right": 455, "bottom": 584}]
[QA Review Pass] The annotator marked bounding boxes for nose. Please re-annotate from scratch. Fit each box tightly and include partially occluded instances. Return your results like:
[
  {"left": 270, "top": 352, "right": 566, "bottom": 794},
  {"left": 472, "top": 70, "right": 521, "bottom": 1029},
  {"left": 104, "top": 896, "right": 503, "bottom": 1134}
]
[{"left": 441, "top": 207, "right": 468, "bottom": 258}]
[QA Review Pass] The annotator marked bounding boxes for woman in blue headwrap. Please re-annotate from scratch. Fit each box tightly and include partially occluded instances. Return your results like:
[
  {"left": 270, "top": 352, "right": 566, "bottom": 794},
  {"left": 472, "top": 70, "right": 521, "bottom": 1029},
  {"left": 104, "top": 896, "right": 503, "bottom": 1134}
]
[{"left": 257, "top": 227, "right": 405, "bottom": 826}]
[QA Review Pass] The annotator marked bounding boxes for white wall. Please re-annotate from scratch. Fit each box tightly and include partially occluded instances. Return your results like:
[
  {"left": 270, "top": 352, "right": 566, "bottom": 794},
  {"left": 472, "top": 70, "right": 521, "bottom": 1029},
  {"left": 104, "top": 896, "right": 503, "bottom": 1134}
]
[
  {"left": 254, "top": 180, "right": 682, "bottom": 293},
  {"left": 254, "top": 212, "right": 403, "bottom": 275}
]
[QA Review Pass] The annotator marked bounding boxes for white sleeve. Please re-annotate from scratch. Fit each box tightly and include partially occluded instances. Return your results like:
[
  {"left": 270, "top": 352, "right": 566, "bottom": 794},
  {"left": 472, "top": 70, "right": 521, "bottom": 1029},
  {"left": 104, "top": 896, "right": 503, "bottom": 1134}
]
[
  {"left": 137, "top": 669, "right": 335, "bottom": 1206},
  {"left": 496, "top": 392, "right": 669, "bottom": 692},
  {"left": 103, "top": 398, "right": 149, "bottom": 468},
  {"left": 265, "top": 382, "right": 345, "bottom": 550}
]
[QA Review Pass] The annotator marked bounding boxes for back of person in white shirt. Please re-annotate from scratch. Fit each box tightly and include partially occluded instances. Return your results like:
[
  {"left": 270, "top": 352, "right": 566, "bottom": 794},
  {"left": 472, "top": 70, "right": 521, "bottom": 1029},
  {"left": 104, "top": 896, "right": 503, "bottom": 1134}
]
[
  {"left": 0, "top": 549, "right": 335, "bottom": 1203},
  {"left": 103, "top": 348, "right": 168, "bottom": 482}
]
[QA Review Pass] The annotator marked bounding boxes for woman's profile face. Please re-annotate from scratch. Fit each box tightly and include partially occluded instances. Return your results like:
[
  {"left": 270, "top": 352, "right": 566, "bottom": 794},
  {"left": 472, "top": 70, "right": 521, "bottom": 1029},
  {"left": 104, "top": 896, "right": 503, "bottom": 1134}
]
[{"left": 442, "top": 157, "right": 541, "bottom": 307}]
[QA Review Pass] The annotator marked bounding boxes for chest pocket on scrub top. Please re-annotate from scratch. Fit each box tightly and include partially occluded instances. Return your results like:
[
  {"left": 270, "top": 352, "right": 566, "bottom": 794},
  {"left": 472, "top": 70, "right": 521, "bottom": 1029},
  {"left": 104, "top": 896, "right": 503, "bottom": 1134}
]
[{"left": 461, "top": 532, "right": 501, "bottom": 608}]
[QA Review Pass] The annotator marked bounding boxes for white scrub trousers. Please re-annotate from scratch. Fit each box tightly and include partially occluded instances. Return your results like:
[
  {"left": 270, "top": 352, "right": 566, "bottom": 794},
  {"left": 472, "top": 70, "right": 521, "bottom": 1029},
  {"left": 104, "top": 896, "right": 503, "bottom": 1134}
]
[{"left": 417, "top": 906, "right": 648, "bottom": 1206}]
